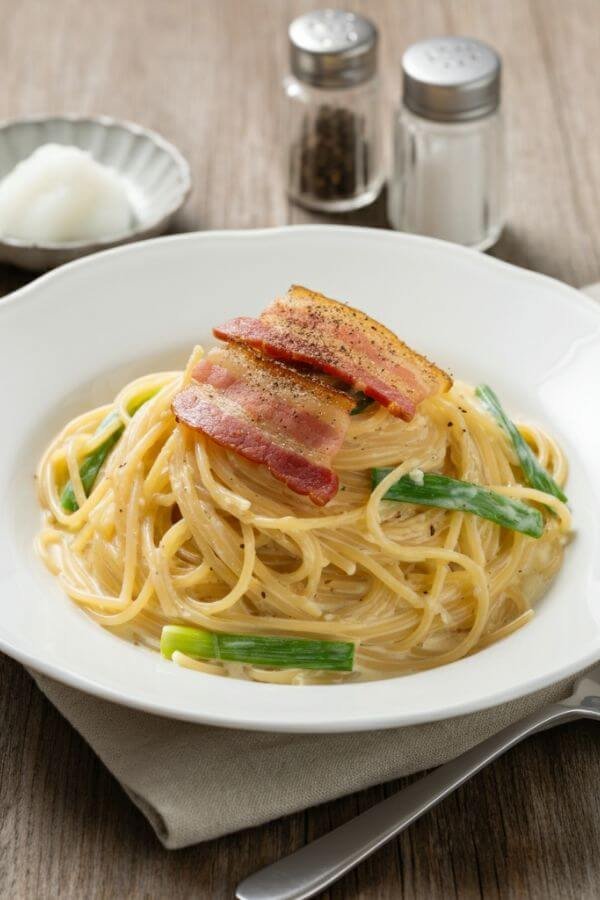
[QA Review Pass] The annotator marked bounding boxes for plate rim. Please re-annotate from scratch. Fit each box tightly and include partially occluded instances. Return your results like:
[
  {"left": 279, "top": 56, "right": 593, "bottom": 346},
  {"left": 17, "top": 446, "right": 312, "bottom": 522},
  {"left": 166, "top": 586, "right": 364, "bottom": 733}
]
[
  {"left": 4, "top": 224, "right": 600, "bottom": 319},
  {"left": 1, "top": 224, "right": 599, "bottom": 733}
]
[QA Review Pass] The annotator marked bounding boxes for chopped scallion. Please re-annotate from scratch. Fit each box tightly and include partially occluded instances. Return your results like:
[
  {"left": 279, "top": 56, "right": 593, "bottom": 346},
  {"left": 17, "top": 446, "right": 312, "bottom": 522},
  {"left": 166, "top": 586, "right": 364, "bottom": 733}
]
[
  {"left": 60, "top": 390, "right": 158, "bottom": 513},
  {"left": 350, "top": 392, "right": 374, "bottom": 415},
  {"left": 476, "top": 384, "right": 567, "bottom": 502},
  {"left": 371, "top": 469, "right": 544, "bottom": 539},
  {"left": 160, "top": 625, "right": 355, "bottom": 671}
]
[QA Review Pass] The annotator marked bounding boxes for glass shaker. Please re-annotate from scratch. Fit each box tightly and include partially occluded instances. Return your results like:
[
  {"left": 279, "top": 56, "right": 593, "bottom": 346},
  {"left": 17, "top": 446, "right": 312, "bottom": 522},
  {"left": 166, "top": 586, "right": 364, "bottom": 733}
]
[
  {"left": 284, "top": 9, "right": 383, "bottom": 213},
  {"left": 388, "top": 37, "right": 505, "bottom": 250}
]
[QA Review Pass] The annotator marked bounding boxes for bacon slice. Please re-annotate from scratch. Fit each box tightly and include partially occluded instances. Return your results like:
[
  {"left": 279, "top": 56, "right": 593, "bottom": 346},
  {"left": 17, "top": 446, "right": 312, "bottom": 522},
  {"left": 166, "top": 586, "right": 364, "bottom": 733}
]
[
  {"left": 214, "top": 285, "right": 451, "bottom": 421},
  {"left": 172, "top": 344, "right": 353, "bottom": 506}
]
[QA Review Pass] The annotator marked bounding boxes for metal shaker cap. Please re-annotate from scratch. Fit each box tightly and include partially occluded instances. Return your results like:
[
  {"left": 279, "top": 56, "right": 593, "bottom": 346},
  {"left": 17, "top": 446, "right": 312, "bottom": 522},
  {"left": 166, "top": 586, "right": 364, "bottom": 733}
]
[
  {"left": 402, "top": 37, "right": 501, "bottom": 122},
  {"left": 289, "top": 9, "right": 378, "bottom": 89}
]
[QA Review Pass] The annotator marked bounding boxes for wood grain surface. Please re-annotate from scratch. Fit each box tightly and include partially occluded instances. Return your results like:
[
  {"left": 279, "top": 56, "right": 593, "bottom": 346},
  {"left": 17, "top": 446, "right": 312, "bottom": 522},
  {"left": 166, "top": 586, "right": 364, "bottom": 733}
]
[{"left": 1, "top": 1, "right": 600, "bottom": 897}]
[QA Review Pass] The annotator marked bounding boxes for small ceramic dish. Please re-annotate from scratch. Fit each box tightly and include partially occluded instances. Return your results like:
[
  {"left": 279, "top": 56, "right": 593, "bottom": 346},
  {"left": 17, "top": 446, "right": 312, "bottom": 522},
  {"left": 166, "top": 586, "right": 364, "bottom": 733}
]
[{"left": 0, "top": 115, "right": 192, "bottom": 271}]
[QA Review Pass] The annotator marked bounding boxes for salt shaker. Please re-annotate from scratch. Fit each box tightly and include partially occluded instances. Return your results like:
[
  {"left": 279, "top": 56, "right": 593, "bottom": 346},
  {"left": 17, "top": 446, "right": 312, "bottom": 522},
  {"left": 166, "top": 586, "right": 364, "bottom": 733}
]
[
  {"left": 284, "top": 9, "right": 383, "bottom": 212},
  {"left": 388, "top": 37, "right": 505, "bottom": 250}
]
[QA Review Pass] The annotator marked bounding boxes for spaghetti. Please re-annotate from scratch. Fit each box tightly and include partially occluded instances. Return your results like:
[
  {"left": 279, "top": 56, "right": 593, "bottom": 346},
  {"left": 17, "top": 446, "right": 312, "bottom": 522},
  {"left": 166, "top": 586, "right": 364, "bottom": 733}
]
[{"left": 36, "top": 343, "right": 571, "bottom": 684}]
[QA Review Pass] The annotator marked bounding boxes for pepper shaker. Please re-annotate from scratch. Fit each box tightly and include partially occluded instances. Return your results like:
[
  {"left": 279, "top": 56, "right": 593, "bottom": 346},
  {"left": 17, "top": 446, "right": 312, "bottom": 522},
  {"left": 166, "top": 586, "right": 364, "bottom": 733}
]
[
  {"left": 283, "top": 9, "right": 383, "bottom": 213},
  {"left": 388, "top": 37, "right": 505, "bottom": 250}
]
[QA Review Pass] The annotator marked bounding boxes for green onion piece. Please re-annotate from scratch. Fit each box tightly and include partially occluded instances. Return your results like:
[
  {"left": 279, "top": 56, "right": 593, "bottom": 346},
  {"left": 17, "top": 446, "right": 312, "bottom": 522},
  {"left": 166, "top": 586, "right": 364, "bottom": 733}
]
[
  {"left": 60, "top": 414, "right": 123, "bottom": 513},
  {"left": 60, "top": 390, "right": 158, "bottom": 513},
  {"left": 160, "top": 625, "right": 355, "bottom": 671},
  {"left": 372, "top": 469, "right": 544, "bottom": 539},
  {"left": 476, "top": 384, "right": 567, "bottom": 502},
  {"left": 350, "top": 392, "right": 374, "bottom": 415}
]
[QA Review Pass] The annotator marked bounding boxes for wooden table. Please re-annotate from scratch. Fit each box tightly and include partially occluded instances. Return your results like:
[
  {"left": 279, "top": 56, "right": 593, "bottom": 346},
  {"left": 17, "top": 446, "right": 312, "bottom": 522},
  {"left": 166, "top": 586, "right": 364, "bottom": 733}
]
[{"left": 1, "top": 1, "right": 599, "bottom": 897}]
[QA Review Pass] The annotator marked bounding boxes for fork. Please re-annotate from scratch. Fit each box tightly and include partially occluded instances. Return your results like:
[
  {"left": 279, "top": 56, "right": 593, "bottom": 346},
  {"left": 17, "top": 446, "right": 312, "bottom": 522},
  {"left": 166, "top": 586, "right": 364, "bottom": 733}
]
[{"left": 236, "top": 665, "right": 600, "bottom": 900}]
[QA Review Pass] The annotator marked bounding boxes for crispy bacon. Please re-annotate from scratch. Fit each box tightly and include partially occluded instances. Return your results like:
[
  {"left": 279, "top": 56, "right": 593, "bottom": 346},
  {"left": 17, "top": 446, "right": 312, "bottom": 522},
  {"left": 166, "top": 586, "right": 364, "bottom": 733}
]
[
  {"left": 172, "top": 344, "right": 353, "bottom": 506},
  {"left": 214, "top": 285, "right": 451, "bottom": 421}
]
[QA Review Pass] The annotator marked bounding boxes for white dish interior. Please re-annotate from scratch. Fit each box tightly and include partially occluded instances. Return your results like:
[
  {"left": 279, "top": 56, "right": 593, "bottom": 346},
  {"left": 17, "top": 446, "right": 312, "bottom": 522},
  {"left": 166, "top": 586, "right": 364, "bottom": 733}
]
[{"left": 1, "top": 226, "right": 599, "bottom": 732}]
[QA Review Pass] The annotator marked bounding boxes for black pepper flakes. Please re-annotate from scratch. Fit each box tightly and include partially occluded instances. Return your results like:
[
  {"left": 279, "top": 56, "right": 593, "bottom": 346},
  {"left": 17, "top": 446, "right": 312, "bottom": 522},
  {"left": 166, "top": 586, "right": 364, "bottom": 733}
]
[{"left": 294, "top": 105, "right": 370, "bottom": 203}]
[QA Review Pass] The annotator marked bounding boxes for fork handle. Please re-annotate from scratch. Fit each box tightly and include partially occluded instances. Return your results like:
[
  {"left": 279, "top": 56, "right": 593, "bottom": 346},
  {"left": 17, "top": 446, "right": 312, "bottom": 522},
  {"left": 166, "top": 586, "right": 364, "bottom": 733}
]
[{"left": 236, "top": 703, "right": 579, "bottom": 900}]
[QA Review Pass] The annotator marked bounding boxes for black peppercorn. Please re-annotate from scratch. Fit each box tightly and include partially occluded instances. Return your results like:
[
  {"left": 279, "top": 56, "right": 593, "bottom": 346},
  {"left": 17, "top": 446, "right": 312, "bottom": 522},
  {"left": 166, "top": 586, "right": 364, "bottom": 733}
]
[{"left": 295, "top": 105, "right": 370, "bottom": 202}]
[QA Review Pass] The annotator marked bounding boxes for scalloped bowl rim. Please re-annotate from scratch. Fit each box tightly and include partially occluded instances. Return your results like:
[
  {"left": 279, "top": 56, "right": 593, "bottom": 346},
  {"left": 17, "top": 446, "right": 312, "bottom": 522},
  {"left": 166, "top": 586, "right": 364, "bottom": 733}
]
[
  {"left": 1, "top": 226, "right": 599, "bottom": 733},
  {"left": 0, "top": 113, "right": 192, "bottom": 250}
]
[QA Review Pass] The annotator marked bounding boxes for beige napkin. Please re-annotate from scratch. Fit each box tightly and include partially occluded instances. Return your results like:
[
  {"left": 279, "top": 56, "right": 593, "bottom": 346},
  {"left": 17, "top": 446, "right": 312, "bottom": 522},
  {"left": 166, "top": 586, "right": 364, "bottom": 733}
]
[
  {"left": 31, "top": 668, "right": 591, "bottom": 848},
  {"left": 26, "top": 282, "right": 600, "bottom": 849}
]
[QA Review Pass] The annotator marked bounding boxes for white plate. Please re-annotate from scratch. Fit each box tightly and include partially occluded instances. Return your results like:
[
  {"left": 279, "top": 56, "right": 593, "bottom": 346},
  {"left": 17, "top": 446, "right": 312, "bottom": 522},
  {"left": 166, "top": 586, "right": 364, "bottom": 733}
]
[{"left": 1, "top": 226, "right": 599, "bottom": 732}]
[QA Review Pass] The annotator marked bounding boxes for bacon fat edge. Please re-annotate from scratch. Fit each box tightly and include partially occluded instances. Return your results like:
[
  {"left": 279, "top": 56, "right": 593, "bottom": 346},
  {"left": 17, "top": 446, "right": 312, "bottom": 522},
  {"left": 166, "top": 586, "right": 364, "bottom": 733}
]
[
  {"left": 172, "top": 343, "right": 353, "bottom": 506},
  {"left": 214, "top": 285, "right": 452, "bottom": 420}
]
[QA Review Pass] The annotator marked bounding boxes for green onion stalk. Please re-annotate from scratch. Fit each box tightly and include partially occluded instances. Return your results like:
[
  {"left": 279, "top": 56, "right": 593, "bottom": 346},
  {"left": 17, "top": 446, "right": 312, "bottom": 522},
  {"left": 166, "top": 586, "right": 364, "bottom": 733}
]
[
  {"left": 371, "top": 469, "right": 544, "bottom": 539},
  {"left": 60, "top": 390, "right": 158, "bottom": 513},
  {"left": 476, "top": 384, "right": 567, "bottom": 502},
  {"left": 161, "top": 625, "right": 355, "bottom": 671}
]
